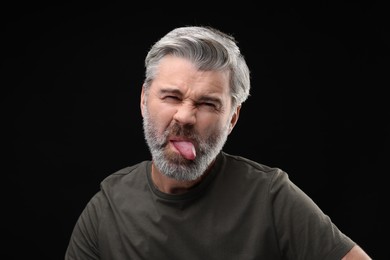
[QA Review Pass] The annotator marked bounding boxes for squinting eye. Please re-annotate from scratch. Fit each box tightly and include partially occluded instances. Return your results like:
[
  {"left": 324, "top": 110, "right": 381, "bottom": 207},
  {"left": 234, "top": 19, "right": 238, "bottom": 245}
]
[
  {"left": 203, "top": 102, "right": 216, "bottom": 107},
  {"left": 199, "top": 102, "right": 219, "bottom": 110},
  {"left": 164, "top": 96, "right": 180, "bottom": 100},
  {"left": 162, "top": 96, "right": 182, "bottom": 103}
]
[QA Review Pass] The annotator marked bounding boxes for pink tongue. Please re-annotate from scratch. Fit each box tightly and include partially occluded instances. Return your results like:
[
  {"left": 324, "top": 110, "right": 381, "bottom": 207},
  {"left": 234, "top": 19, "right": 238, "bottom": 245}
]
[{"left": 172, "top": 141, "right": 196, "bottom": 160}]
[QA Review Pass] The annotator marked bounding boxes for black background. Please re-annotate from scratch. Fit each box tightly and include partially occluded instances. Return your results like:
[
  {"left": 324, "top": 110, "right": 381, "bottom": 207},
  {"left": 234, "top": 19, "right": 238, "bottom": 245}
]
[{"left": 3, "top": 2, "right": 389, "bottom": 259}]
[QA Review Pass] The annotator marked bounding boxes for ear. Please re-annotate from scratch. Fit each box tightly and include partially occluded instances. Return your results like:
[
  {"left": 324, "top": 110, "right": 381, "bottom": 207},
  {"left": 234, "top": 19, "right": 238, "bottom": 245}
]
[
  {"left": 228, "top": 105, "right": 241, "bottom": 134},
  {"left": 140, "top": 85, "right": 146, "bottom": 118}
]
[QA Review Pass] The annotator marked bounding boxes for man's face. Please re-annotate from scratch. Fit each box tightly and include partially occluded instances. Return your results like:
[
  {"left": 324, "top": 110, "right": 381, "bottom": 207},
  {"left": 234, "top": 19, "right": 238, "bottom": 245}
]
[{"left": 141, "top": 55, "right": 240, "bottom": 181}]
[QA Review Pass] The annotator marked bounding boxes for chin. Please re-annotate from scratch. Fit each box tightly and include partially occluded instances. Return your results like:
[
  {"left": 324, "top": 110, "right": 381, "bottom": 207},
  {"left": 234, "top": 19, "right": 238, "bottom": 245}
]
[{"left": 164, "top": 149, "right": 194, "bottom": 165}]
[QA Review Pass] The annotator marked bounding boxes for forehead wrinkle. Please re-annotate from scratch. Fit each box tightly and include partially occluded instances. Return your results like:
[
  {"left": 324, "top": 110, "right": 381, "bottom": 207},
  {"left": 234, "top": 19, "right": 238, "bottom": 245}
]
[{"left": 153, "top": 56, "right": 230, "bottom": 93}]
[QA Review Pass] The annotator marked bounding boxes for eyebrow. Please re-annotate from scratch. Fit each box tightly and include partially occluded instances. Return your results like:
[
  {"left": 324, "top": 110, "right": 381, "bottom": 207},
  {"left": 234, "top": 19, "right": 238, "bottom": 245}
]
[{"left": 159, "top": 88, "right": 182, "bottom": 97}]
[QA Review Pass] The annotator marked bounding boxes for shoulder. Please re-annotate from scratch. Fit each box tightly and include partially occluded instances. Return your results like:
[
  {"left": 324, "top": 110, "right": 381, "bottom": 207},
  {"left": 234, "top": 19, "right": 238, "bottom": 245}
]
[
  {"left": 99, "top": 160, "right": 150, "bottom": 191},
  {"left": 217, "top": 151, "right": 292, "bottom": 194},
  {"left": 221, "top": 151, "right": 286, "bottom": 180}
]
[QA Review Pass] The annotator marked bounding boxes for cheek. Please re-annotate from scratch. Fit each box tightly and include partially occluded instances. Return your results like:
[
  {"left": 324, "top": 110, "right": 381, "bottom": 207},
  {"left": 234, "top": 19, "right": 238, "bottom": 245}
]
[
  {"left": 196, "top": 115, "right": 225, "bottom": 135},
  {"left": 148, "top": 104, "right": 175, "bottom": 130}
]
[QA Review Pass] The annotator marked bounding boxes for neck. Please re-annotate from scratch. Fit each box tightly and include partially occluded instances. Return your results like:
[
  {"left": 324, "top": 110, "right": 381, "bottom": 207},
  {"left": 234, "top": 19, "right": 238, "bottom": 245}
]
[{"left": 151, "top": 163, "right": 211, "bottom": 194}]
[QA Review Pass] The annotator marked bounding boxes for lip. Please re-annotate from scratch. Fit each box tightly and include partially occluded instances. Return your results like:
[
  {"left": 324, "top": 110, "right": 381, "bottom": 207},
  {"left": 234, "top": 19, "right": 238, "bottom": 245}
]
[
  {"left": 169, "top": 139, "right": 194, "bottom": 151},
  {"left": 170, "top": 137, "right": 192, "bottom": 142},
  {"left": 169, "top": 137, "right": 196, "bottom": 152}
]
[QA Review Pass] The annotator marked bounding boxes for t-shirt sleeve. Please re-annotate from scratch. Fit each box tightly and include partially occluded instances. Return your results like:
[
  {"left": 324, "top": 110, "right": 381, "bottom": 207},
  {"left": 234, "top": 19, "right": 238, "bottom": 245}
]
[
  {"left": 269, "top": 169, "right": 356, "bottom": 259},
  {"left": 65, "top": 192, "right": 103, "bottom": 260}
]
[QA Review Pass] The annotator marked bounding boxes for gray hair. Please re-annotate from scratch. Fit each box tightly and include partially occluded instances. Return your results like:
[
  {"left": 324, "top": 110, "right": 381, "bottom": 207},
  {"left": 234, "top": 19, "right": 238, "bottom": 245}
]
[{"left": 143, "top": 26, "right": 251, "bottom": 108}]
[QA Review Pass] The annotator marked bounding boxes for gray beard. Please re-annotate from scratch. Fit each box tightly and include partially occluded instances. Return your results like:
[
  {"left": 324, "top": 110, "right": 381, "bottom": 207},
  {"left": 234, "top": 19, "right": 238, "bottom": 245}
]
[{"left": 142, "top": 107, "right": 230, "bottom": 181}]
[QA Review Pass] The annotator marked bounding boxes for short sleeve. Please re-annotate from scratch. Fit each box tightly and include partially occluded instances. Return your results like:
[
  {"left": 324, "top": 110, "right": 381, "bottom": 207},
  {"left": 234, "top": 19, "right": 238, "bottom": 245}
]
[
  {"left": 269, "top": 170, "right": 355, "bottom": 259},
  {"left": 65, "top": 192, "right": 103, "bottom": 260}
]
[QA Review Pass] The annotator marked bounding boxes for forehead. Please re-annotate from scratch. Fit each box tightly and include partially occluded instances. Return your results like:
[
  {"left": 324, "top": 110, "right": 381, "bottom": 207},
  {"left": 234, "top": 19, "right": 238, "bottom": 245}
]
[{"left": 151, "top": 55, "right": 231, "bottom": 97}]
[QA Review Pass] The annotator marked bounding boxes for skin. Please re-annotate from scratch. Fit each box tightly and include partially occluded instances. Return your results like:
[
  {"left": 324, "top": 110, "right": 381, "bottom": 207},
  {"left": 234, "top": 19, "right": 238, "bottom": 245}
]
[
  {"left": 140, "top": 55, "right": 371, "bottom": 259},
  {"left": 140, "top": 55, "right": 240, "bottom": 194},
  {"left": 342, "top": 245, "right": 372, "bottom": 259}
]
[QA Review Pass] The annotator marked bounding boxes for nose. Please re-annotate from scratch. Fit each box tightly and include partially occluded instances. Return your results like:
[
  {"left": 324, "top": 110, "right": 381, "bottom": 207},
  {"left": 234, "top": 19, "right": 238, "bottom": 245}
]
[{"left": 173, "top": 103, "right": 196, "bottom": 126}]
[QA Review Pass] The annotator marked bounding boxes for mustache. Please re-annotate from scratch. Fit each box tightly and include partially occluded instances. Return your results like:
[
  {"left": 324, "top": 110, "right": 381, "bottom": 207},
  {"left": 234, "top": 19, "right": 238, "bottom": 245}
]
[
  {"left": 160, "top": 124, "right": 199, "bottom": 146},
  {"left": 171, "top": 124, "right": 197, "bottom": 138}
]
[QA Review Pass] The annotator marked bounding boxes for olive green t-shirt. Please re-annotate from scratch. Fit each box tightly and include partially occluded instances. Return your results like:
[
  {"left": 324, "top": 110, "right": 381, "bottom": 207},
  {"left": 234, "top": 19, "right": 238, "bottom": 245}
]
[{"left": 65, "top": 151, "right": 355, "bottom": 259}]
